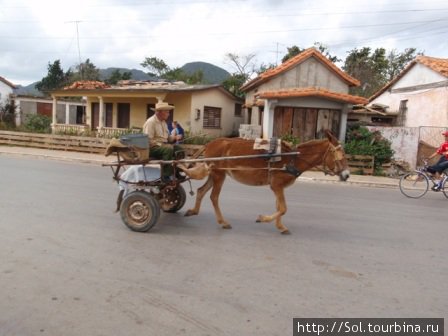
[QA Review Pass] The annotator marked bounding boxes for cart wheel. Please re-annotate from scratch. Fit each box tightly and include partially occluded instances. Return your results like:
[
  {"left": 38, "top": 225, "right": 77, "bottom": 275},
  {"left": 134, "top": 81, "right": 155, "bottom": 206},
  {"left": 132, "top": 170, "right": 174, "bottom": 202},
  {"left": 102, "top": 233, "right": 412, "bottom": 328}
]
[
  {"left": 160, "top": 184, "right": 187, "bottom": 213},
  {"left": 120, "top": 191, "right": 160, "bottom": 232}
]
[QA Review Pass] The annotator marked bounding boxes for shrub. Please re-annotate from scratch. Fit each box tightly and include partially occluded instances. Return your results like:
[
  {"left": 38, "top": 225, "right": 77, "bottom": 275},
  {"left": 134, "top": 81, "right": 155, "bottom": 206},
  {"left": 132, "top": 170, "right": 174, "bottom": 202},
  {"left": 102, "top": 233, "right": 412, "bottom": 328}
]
[
  {"left": 280, "top": 134, "right": 300, "bottom": 146},
  {"left": 23, "top": 114, "right": 52, "bottom": 133},
  {"left": 344, "top": 125, "right": 394, "bottom": 175},
  {"left": 0, "top": 99, "right": 16, "bottom": 129}
]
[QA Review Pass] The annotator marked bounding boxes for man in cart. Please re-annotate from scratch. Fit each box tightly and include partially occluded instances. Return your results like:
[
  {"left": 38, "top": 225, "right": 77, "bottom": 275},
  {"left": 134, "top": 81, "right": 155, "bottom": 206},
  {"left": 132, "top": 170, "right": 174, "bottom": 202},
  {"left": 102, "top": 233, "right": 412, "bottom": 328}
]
[{"left": 143, "top": 101, "right": 184, "bottom": 182}]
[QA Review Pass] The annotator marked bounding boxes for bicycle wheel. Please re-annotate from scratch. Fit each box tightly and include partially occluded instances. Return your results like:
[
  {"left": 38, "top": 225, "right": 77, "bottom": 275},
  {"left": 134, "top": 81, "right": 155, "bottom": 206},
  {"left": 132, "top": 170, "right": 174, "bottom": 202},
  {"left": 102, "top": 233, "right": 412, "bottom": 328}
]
[
  {"left": 399, "top": 172, "right": 429, "bottom": 198},
  {"left": 441, "top": 179, "right": 448, "bottom": 199}
]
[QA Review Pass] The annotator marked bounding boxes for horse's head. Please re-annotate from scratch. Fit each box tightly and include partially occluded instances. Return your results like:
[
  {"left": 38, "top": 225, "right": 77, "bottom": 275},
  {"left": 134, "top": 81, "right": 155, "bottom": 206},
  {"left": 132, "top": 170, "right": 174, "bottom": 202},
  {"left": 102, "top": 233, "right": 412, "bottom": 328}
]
[{"left": 322, "top": 130, "right": 350, "bottom": 181}]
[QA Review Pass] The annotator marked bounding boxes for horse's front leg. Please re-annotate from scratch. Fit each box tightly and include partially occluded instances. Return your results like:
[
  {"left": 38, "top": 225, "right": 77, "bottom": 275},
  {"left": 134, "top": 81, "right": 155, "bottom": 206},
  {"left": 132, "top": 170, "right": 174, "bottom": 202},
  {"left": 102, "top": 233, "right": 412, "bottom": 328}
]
[
  {"left": 209, "top": 171, "right": 232, "bottom": 229},
  {"left": 256, "top": 186, "right": 290, "bottom": 234},
  {"left": 184, "top": 176, "right": 213, "bottom": 216}
]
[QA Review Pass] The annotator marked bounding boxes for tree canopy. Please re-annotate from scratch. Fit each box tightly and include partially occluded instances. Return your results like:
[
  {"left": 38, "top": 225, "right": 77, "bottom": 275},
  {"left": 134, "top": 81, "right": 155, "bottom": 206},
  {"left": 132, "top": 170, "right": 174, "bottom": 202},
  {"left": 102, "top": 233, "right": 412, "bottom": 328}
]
[
  {"left": 342, "top": 47, "right": 421, "bottom": 97},
  {"left": 104, "top": 69, "right": 132, "bottom": 85},
  {"left": 140, "top": 56, "right": 203, "bottom": 84},
  {"left": 69, "top": 58, "right": 100, "bottom": 82},
  {"left": 36, "top": 60, "right": 72, "bottom": 92}
]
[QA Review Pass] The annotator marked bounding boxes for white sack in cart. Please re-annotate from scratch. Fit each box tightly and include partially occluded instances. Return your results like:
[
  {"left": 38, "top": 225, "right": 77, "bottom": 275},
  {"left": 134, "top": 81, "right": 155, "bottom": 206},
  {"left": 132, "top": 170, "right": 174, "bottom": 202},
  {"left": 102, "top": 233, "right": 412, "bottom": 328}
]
[{"left": 118, "top": 165, "right": 161, "bottom": 192}]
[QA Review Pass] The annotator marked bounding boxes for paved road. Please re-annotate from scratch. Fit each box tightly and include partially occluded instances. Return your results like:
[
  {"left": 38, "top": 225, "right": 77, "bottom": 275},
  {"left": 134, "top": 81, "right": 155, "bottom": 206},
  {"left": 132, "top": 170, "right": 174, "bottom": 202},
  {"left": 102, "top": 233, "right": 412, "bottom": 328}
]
[{"left": 0, "top": 156, "right": 446, "bottom": 336}]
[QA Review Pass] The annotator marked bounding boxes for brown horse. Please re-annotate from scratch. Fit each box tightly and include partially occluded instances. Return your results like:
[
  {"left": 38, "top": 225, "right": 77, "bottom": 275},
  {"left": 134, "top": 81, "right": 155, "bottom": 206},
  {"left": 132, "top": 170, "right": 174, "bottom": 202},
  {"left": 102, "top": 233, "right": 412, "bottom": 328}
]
[{"left": 184, "top": 130, "right": 350, "bottom": 234}]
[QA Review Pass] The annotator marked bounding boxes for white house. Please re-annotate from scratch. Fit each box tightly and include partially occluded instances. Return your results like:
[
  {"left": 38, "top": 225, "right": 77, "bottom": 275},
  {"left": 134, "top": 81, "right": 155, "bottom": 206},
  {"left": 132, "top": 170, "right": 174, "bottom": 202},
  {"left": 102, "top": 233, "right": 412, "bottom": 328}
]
[
  {"left": 359, "top": 56, "right": 448, "bottom": 168},
  {"left": 369, "top": 55, "right": 448, "bottom": 127},
  {"left": 0, "top": 76, "right": 16, "bottom": 106}
]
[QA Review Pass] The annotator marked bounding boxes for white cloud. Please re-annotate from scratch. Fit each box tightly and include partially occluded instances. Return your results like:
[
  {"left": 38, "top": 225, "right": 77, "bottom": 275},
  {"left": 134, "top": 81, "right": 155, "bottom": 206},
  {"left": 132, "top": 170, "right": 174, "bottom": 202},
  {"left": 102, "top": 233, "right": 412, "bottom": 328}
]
[{"left": 1, "top": 0, "right": 447, "bottom": 85}]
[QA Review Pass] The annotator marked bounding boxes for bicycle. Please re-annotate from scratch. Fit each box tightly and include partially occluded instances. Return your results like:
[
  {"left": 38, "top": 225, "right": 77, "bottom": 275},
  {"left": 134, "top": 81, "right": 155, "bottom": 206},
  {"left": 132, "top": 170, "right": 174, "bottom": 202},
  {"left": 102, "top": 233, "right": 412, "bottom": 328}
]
[{"left": 399, "top": 160, "right": 448, "bottom": 199}]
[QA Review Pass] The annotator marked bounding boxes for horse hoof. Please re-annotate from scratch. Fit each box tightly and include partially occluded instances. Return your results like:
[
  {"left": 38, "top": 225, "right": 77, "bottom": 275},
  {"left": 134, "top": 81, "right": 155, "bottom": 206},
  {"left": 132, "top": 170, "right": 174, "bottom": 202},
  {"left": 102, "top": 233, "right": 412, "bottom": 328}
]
[
  {"left": 281, "top": 230, "right": 290, "bottom": 235},
  {"left": 222, "top": 224, "right": 232, "bottom": 229},
  {"left": 184, "top": 209, "right": 197, "bottom": 217}
]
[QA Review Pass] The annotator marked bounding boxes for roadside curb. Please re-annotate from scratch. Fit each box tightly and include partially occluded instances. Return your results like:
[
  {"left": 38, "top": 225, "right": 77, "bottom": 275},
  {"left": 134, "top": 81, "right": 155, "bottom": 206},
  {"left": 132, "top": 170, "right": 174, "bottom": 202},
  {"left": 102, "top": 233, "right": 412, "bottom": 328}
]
[
  {"left": 298, "top": 175, "right": 399, "bottom": 189},
  {"left": 0, "top": 150, "right": 112, "bottom": 165},
  {"left": 0, "top": 148, "right": 399, "bottom": 189}
]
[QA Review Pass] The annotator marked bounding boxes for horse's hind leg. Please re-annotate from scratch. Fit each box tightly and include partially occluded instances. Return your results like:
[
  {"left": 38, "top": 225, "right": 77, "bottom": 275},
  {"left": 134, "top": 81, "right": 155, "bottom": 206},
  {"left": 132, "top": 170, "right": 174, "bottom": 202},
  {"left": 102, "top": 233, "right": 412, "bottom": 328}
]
[
  {"left": 184, "top": 176, "right": 213, "bottom": 216},
  {"left": 256, "top": 186, "right": 290, "bottom": 234},
  {"left": 209, "top": 172, "right": 232, "bottom": 229}
]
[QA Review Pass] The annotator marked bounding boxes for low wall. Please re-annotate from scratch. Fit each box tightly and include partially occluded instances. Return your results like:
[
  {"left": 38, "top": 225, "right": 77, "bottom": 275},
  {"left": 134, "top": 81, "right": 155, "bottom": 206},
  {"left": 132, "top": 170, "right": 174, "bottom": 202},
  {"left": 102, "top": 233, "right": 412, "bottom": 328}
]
[{"left": 367, "top": 126, "right": 419, "bottom": 168}]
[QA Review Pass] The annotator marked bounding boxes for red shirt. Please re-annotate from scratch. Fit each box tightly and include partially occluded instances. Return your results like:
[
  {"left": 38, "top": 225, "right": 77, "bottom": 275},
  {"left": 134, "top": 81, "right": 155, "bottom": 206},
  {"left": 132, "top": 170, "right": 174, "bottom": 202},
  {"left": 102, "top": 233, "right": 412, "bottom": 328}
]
[{"left": 436, "top": 141, "right": 448, "bottom": 158}]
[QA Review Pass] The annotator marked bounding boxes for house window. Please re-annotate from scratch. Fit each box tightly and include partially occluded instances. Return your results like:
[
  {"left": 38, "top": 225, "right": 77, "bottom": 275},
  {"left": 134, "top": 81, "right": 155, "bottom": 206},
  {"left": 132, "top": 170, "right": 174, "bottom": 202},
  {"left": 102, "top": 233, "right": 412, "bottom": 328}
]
[
  {"left": 147, "top": 104, "right": 155, "bottom": 119},
  {"left": 203, "top": 106, "right": 221, "bottom": 129},
  {"left": 397, "top": 100, "right": 408, "bottom": 126},
  {"left": 234, "top": 103, "right": 242, "bottom": 117}
]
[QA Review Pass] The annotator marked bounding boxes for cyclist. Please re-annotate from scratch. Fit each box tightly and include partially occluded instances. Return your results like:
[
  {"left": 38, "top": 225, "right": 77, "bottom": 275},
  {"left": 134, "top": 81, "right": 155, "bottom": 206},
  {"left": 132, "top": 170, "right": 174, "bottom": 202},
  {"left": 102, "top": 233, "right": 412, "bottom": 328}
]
[{"left": 426, "top": 130, "right": 448, "bottom": 190}]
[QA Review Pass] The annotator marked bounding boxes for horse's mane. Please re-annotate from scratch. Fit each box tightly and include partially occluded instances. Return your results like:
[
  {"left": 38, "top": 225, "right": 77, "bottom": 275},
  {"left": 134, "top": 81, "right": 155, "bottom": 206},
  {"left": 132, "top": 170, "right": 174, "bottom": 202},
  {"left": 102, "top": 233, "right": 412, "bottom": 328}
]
[{"left": 297, "top": 138, "right": 327, "bottom": 147}]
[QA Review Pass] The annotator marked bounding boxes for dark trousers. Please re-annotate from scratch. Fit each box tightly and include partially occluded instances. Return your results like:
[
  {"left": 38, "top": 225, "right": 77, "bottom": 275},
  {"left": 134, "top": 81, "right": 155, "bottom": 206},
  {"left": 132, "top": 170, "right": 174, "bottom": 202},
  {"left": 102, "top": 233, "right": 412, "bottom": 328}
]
[
  {"left": 427, "top": 156, "right": 448, "bottom": 174},
  {"left": 150, "top": 144, "right": 183, "bottom": 177}
]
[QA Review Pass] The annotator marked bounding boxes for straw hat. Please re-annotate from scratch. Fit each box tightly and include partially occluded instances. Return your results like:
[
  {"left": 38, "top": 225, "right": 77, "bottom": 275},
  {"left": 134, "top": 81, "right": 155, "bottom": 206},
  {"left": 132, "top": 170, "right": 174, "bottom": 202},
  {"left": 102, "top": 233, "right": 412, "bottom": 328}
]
[{"left": 155, "top": 101, "right": 174, "bottom": 111}]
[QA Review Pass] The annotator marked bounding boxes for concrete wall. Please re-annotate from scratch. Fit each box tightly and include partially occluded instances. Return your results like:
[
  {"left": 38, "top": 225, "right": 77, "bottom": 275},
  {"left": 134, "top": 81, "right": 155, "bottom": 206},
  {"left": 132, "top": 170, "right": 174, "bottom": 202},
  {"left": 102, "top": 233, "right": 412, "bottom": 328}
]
[
  {"left": 191, "top": 90, "right": 243, "bottom": 137},
  {"left": 367, "top": 126, "right": 420, "bottom": 168},
  {"left": 259, "top": 57, "right": 348, "bottom": 93},
  {"left": 0, "top": 81, "right": 13, "bottom": 106}
]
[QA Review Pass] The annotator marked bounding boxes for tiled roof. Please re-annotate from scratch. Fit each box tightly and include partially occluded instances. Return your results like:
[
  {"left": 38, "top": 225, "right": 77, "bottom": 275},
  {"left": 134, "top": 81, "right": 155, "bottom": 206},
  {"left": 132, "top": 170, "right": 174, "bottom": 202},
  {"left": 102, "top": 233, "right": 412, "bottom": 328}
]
[
  {"left": 54, "top": 80, "right": 241, "bottom": 101},
  {"left": 61, "top": 80, "right": 220, "bottom": 92},
  {"left": 64, "top": 81, "right": 110, "bottom": 90},
  {"left": 257, "top": 87, "right": 368, "bottom": 105},
  {"left": 369, "top": 55, "right": 448, "bottom": 101},
  {"left": 0, "top": 76, "right": 16, "bottom": 88},
  {"left": 240, "top": 48, "right": 360, "bottom": 92},
  {"left": 417, "top": 55, "right": 448, "bottom": 77}
]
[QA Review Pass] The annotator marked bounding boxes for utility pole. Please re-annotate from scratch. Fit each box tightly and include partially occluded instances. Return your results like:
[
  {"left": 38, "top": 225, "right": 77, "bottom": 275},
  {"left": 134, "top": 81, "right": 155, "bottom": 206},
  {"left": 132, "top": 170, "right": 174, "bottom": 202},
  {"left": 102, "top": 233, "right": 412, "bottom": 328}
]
[
  {"left": 269, "top": 42, "right": 283, "bottom": 66},
  {"left": 67, "top": 20, "right": 83, "bottom": 79}
]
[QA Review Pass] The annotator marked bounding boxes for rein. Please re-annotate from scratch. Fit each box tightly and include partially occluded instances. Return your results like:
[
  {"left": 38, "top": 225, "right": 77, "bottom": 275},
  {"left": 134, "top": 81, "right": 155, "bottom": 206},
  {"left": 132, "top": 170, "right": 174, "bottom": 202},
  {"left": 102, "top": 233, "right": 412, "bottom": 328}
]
[
  {"left": 293, "top": 142, "right": 344, "bottom": 176},
  {"left": 208, "top": 141, "right": 345, "bottom": 177}
]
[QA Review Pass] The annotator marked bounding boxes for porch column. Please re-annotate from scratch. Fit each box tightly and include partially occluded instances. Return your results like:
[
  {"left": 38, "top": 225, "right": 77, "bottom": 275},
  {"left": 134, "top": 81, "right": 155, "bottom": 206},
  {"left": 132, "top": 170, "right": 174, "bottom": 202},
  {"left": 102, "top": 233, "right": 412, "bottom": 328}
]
[
  {"left": 98, "top": 96, "right": 104, "bottom": 129},
  {"left": 339, "top": 104, "right": 350, "bottom": 143},
  {"left": 51, "top": 96, "right": 57, "bottom": 133},
  {"left": 65, "top": 103, "right": 70, "bottom": 124},
  {"left": 262, "top": 99, "right": 277, "bottom": 139}
]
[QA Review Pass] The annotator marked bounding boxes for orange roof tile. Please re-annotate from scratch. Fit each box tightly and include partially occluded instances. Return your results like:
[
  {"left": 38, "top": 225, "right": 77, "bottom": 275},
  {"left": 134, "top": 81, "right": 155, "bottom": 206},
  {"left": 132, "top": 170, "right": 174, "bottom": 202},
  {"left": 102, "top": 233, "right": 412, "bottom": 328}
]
[
  {"left": 241, "top": 48, "right": 360, "bottom": 92},
  {"left": 257, "top": 87, "right": 368, "bottom": 105},
  {"left": 369, "top": 55, "right": 448, "bottom": 101},
  {"left": 63, "top": 80, "right": 110, "bottom": 90}
]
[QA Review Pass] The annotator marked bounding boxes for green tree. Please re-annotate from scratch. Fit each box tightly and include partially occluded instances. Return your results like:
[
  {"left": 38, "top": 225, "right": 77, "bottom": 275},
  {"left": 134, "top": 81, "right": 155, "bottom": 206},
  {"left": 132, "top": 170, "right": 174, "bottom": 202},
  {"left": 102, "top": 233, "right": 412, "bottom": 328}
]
[
  {"left": 35, "top": 60, "right": 72, "bottom": 92},
  {"left": 164, "top": 67, "right": 204, "bottom": 84},
  {"left": 70, "top": 58, "right": 100, "bottom": 82},
  {"left": 386, "top": 48, "right": 421, "bottom": 81},
  {"left": 105, "top": 69, "right": 132, "bottom": 85},
  {"left": 140, "top": 56, "right": 204, "bottom": 84},
  {"left": 141, "top": 56, "right": 169, "bottom": 77},
  {"left": 222, "top": 53, "right": 259, "bottom": 97},
  {"left": 343, "top": 47, "right": 421, "bottom": 98},
  {"left": 222, "top": 73, "right": 247, "bottom": 98},
  {"left": 281, "top": 42, "right": 341, "bottom": 63}
]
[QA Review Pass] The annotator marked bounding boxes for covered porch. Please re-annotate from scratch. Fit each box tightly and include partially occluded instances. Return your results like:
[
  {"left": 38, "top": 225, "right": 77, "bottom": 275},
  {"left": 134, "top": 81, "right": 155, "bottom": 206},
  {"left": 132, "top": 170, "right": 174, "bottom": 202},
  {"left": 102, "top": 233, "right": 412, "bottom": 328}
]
[{"left": 50, "top": 84, "right": 167, "bottom": 137}]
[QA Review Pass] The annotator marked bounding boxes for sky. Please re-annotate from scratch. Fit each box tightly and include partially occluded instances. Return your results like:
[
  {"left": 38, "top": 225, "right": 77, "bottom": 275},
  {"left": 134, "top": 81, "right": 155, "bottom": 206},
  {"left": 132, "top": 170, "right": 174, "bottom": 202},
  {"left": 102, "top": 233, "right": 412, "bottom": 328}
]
[{"left": 1, "top": 0, "right": 448, "bottom": 86}]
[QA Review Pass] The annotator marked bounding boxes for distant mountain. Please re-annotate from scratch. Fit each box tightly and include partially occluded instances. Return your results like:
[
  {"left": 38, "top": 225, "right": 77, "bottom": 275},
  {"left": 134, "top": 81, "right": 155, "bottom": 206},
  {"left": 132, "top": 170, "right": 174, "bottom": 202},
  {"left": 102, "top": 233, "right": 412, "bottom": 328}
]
[
  {"left": 15, "top": 83, "right": 43, "bottom": 97},
  {"left": 180, "top": 62, "right": 230, "bottom": 84},
  {"left": 98, "top": 68, "right": 155, "bottom": 81},
  {"left": 14, "top": 62, "right": 230, "bottom": 97}
]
